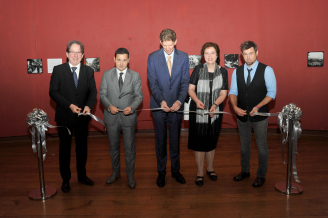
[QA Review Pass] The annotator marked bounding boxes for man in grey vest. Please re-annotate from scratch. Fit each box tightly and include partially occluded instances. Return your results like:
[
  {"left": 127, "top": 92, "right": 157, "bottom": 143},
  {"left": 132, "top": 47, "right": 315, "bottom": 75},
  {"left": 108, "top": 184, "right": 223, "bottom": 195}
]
[
  {"left": 229, "top": 41, "right": 276, "bottom": 187},
  {"left": 99, "top": 48, "right": 143, "bottom": 189}
]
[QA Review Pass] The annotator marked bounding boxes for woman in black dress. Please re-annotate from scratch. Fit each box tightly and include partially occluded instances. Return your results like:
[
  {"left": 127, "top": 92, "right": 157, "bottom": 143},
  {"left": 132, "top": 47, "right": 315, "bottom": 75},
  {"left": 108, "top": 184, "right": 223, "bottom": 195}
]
[{"left": 188, "top": 42, "right": 228, "bottom": 186}]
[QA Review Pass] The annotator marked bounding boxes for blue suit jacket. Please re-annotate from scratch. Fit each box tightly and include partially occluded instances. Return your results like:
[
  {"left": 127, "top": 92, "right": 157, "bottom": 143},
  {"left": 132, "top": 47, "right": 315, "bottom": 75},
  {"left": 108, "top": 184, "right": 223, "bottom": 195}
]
[{"left": 147, "top": 48, "right": 190, "bottom": 110}]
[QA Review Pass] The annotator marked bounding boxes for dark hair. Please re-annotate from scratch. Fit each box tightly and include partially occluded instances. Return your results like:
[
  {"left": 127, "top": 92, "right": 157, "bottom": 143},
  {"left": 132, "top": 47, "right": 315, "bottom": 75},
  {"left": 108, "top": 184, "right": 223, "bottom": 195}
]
[
  {"left": 240, "top": 41, "right": 257, "bottom": 53},
  {"left": 66, "top": 40, "right": 84, "bottom": 54},
  {"left": 200, "top": 42, "right": 220, "bottom": 65},
  {"left": 115, "top": 48, "right": 129, "bottom": 58},
  {"left": 160, "top": 29, "right": 176, "bottom": 42}
]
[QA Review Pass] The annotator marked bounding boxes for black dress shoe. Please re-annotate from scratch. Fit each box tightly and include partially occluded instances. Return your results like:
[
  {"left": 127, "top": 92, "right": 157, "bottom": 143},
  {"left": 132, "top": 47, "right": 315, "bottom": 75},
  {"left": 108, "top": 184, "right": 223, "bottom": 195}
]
[
  {"left": 252, "top": 177, "right": 265, "bottom": 187},
  {"left": 206, "top": 170, "right": 217, "bottom": 181},
  {"left": 78, "top": 176, "right": 94, "bottom": 186},
  {"left": 233, "top": 172, "right": 250, "bottom": 181},
  {"left": 61, "top": 182, "right": 70, "bottom": 193},
  {"left": 172, "top": 172, "right": 186, "bottom": 184},
  {"left": 156, "top": 174, "right": 165, "bottom": 188},
  {"left": 195, "top": 176, "right": 204, "bottom": 186}
]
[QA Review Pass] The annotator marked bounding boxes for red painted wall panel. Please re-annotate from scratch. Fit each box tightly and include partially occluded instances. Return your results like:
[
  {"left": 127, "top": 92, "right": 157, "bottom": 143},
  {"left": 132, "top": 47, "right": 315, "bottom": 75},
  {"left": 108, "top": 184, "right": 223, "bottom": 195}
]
[{"left": 0, "top": 0, "right": 327, "bottom": 137}]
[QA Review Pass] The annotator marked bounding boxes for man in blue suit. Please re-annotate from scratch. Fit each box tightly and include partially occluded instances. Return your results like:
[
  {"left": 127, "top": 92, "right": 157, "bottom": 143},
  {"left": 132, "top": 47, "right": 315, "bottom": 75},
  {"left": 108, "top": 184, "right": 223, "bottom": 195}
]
[{"left": 147, "top": 29, "right": 190, "bottom": 187}]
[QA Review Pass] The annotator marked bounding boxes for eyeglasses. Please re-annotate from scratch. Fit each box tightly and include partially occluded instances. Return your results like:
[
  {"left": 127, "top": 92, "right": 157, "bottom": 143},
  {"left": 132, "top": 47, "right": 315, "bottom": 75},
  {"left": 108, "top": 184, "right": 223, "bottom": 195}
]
[{"left": 69, "top": 51, "right": 82, "bottom": 55}]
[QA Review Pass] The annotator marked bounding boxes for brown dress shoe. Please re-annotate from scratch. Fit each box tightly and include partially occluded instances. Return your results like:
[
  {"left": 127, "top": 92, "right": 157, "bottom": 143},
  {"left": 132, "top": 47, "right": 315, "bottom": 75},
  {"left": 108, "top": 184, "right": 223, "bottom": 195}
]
[
  {"left": 156, "top": 174, "right": 165, "bottom": 187},
  {"left": 252, "top": 177, "right": 265, "bottom": 187},
  {"left": 61, "top": 181, "right": 70, "bottom": 193},
  {"left": 78, "top": 176, "right": 94, "bottom": 186},
  {"left": 172, "top": 172, "right": 186, "bottom": 184},
  {"left": 233, "top": 172, "right": 250, "bottom": 181}
]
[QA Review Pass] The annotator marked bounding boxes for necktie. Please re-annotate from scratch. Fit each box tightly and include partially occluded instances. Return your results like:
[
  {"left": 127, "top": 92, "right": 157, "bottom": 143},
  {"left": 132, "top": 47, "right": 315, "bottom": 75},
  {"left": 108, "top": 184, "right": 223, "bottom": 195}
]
[
  {"left": 247, "top": 68, "right": 253, "bottom": 87},
  {"left": 72, "top": 67, "right": 78, "bottom": 88},
  {"left": 167, "top": 56, "right": 172, "bottom": 76},
  {"left": 119, "top": 72, "right": 123, "bottom": 92}
]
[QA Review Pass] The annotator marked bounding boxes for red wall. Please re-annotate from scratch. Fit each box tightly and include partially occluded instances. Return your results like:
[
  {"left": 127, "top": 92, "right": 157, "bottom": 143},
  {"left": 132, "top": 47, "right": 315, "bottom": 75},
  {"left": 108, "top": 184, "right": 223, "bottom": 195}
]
[{"left": 1, "top": 0, "right": 327, "bottom": 137}]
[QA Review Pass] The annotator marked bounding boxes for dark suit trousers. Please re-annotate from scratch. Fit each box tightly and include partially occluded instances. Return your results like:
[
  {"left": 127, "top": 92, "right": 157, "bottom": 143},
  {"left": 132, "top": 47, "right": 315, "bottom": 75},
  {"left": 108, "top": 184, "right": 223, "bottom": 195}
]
[
  {"left": 58, "top": 115, "right": 89, "bottom": 182},
  {"left": 106, "top": 116, "right": 136, "bottom": 178},
  {"left": 153, "top": 111, "right": 183, "bottom": 175}
]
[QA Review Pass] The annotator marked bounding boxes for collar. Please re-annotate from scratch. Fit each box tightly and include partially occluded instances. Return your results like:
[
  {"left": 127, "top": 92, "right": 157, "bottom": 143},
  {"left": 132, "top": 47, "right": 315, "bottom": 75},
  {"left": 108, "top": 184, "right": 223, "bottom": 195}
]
[
  {"left": 68, "top": 62, "right": 81, "bottom": 70},
  {"left": 163, "top": 48, "right": 175, "bottom": 60},
  {"left": 116, "top": 67, "right": 128, "bottom": 74},
  {"left": 245, "top": 60, "right": 259, "bottom": 70}
]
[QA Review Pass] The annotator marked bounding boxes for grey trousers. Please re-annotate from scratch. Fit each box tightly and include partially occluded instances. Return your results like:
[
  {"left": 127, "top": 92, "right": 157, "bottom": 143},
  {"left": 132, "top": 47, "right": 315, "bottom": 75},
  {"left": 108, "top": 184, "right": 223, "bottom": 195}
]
[
  {"left": 106, "top": 116, "right": 136, "bottom": 178},
  {"left": 237, "top": 117, "right": 269, "bottom": 178}
]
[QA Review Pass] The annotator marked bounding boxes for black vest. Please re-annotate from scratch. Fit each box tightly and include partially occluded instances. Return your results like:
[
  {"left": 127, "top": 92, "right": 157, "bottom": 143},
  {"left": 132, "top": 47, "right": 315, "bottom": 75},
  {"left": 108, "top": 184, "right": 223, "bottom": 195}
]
[{"left": 236, "top": 62, "right": 268, "bottom": 122}]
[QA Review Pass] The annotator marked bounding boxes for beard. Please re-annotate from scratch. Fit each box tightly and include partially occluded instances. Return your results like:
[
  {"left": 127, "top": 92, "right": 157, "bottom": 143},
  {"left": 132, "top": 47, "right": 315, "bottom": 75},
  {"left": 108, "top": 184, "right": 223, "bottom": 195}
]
[{"left": 246, "top": 61, "right": 255, "bottom": 66}]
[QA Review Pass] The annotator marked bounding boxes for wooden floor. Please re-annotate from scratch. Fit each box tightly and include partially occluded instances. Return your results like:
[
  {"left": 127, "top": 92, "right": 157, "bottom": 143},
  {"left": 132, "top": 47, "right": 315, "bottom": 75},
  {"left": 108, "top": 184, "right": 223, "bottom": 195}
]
[{"left": 0, "top": 129, "right": 327, "bottom": 217}]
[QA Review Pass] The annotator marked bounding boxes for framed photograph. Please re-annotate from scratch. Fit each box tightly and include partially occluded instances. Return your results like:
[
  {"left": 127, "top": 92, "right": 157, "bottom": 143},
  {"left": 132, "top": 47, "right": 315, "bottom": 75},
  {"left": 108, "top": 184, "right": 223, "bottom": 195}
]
[
  {"left": 27, "top": 59, "right": 43, "bottom": 74},
  {"left": 308, "top": 52, "right": 324, "bottom": 67},
  {"left": 189, "top": 55, "right": 201, "bottom": 69},
  {"left": 224, "top": 54, "right": 239, "bottom": 68},
  {"left": 47, "top": 59, "right": 62, "bottom": 73},
  {"left": 86, "top": 58, "right": 100, "bottom": 72}
]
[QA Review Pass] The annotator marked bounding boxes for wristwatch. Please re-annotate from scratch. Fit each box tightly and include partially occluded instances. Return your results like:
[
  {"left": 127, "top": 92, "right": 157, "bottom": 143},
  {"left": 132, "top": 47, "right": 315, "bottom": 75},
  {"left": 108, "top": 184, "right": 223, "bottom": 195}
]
[{"left": 214, "top": 103, "right": 218, "bottom": 108}]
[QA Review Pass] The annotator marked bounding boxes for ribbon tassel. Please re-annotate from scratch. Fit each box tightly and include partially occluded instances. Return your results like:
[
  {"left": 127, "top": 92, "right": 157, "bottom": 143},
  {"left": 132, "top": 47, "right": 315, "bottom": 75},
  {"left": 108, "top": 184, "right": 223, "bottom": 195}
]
[{"left": 27, "top": 108, "right": 71, "bottom": 161}]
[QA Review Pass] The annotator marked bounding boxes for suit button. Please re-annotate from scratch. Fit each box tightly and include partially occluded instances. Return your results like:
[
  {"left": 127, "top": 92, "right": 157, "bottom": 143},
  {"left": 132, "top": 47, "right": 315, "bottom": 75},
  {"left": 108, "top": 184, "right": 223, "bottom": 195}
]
[{"left": 119, "top": 97, "right": 121, "bottom": 99}]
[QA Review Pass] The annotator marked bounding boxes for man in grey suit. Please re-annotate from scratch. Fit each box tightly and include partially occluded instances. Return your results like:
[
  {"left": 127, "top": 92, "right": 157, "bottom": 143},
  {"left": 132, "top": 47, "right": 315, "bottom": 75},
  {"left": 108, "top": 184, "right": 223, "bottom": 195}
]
[{"left": 99, "top": 48, "right": 143, "bottom": 189}]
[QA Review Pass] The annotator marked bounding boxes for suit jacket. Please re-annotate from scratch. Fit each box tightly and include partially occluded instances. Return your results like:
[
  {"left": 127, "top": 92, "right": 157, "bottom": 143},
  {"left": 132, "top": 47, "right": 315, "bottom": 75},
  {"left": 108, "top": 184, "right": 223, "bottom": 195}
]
[
  {"left": 147, "top": 48, "right": 190, "bottom": 110},
  {"left": 99, "top": 68, "right": 143, "bottom": 126},
  {"left": 49, "top": 62, "right": 97, "bottom": 125}
]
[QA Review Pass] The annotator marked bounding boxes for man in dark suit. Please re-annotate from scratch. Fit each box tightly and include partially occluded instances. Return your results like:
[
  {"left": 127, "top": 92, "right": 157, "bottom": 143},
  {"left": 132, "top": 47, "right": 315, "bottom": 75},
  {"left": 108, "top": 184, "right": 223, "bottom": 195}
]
[
  {"left": 49, "top": 40, "right": 97, "bottom": 193},
  {"left": 147, "top": 29, "right": 190, "bottom": 187},
  {"left": 99, "top": 48, "right": 143, "bottom": 189}
]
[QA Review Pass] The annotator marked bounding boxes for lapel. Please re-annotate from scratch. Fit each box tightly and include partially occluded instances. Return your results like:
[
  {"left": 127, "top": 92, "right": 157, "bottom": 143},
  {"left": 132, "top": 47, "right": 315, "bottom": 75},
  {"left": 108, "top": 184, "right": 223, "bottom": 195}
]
[
  {"left": 65, "top": 62, "right": 77, "bottom": 89},
  {"left": 158, "top": 48, "right": 170, "bottom": 76},
  {"left": 118, "top": 68, "right": 132, "bottom": 97},
  {"left": 77, "top": 64, "right": 86, "bottom": 91},
  {"left": 111, "top": 68, "right": 120, "bottom": 93},
  {"left": 171, "top": 49, "right": 180, "bottom": 77},
  {"left": 123, "top": 69, "right": 132, "bottom": 90}
]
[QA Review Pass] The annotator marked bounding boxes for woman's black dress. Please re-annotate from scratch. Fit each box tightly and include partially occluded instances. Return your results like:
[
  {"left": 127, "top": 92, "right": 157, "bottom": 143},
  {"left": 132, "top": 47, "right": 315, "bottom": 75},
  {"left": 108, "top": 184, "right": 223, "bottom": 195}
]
[{"left": 188, "top": 67, "right": 228, "bottom": 152}]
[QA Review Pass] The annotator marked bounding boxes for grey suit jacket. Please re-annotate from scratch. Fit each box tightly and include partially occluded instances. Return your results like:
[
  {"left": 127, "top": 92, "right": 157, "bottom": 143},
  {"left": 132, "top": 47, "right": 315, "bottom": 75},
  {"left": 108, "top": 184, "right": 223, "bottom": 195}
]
[{"left": 99, "top": 67, "right": 143, "bottom": 126}]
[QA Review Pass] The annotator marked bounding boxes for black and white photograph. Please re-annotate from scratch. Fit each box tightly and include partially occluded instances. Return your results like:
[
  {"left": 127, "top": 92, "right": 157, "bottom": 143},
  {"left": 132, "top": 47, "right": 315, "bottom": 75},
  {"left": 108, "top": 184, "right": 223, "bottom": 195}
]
[
  {"left": 224, "top": 54, "right": 239, "bottom": 68},
  {"left": 308, "top": 52, "right": 324, "bottom": 67},
  {"left": 189, "top": 55, "right": 201, "bottom": 69},
  {"left": 86, "top": 58, "right": 100, "bottom": 72},
  {"left": 27, "top": 59, "right": 43, "bottom": 74}
]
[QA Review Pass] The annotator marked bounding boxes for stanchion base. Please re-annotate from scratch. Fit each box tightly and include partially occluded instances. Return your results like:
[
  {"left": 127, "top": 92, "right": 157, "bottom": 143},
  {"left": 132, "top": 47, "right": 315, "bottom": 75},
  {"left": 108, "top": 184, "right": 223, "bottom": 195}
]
[
  {"left": 29, "top": 187, "right": 57, "bottom": 200},
  {"left": 275, "top": 182, "right": 303, "bottom": 195}
]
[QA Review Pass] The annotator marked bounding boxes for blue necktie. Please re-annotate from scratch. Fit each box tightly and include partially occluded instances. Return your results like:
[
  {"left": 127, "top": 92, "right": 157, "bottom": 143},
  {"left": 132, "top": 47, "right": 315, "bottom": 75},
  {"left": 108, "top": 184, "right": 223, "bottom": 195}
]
[{"left": 72, "top": 67, "right": 78, "bottom": 88}]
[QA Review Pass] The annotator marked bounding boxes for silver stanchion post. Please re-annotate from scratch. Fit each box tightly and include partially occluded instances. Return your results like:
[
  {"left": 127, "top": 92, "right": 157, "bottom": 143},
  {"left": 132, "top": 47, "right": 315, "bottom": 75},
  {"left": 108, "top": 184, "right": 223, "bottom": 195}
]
[
  {"left": 29, "top": 126, "right": 57, "bottom": 200},
  {"left": 275, "top": 103, "right": 303, "bottom": 195}
]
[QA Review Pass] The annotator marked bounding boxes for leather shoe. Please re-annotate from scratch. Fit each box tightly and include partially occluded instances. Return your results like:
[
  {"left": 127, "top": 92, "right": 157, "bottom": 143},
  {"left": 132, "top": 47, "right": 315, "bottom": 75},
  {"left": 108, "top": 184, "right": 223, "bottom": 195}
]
[
  {"left": 206, "top": 170, "right": 217, "bottom": 181},
  {"left": 233, "top": 172, "right": 250, "bottom": 181},
  {"left": 128, "top": 177, "right": 136, "bottom": 189},
  {"left": 78, "top": 176, "right": 94, "bottom": 186},
  {"left": 106, "top": 172, "right": 121, "bottom": 184},
  {"left": 195, "top": 176, "right": 204, "bottom": 186},
  {"left": 252, "top": 177, "right": 265, "bottom": 187},
  {"left": 61, "top": 181, "right": 70, "bottom": 193},
  {"left": 156, "top": 174, "right": 165, "bottom": 187},
  {"left": 172, "top": 172, "right": 186, "bottom": 184}
]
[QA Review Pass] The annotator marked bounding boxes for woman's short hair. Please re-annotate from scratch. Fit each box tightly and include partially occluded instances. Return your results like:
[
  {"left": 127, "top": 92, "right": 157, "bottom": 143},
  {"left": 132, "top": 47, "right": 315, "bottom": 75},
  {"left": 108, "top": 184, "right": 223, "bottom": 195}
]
[{"left": 201, "top": 42, "right": 220, "bottom": 65}]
